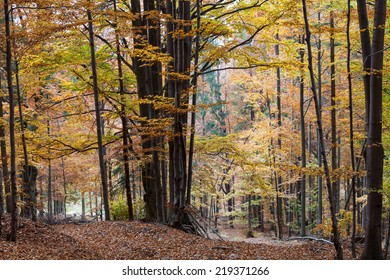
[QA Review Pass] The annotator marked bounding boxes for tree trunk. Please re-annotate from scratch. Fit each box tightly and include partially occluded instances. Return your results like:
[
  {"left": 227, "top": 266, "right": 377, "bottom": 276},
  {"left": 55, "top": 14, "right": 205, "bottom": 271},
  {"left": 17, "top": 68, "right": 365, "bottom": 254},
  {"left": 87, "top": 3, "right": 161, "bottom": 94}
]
[
  {"left": 316, "top": 12, "right": 323, "bottom": 226},
  {"left": 247, "top": 195, "right": 254, "bottom": 238},
  {"left": 0, "top": 75, "right": 4, "bottom": 235},
  {"left": 61, "top": 157, "right": 67, "bottom": 218},
  {"left": 330, "top": 9, "right": 339, "bottom": 213},
  {"left": 383, "top": 211, "right": 390, "bottom": 259},
  {"left": 81, "top": 192, "right": 86, "bottom": 222},
  {"left": 114, "top": 0, "right": 134, "bottom": 221},
  {"left": 301, "top": 0, "right": 343, "bottom": 259},
  {"left": 87, "top": 8, "right": 110, "bottom": 221},
  {"left": 299, "top": 37, "right": 306, "bottom": 237},
  {"left": 131, "top": 0, "right": 160, "bottom": 220},
  {"left": 4, "top": 0, "right": 18, "bottom": 242},
  {"left": 15, "top": 62, "right": 36, "bottom": 222},
  {"left": 356, "top": 0, "right": 372, "bottom": 130},
  {"left": 275, "top": 33, "right": 283, "bottom": 240},
  {"left": 47, "top": 127, "right": 53, "bottom": 221},
  {"left": 361, "top": 0, "right": 386, "bottom": 260},
  {"left": 346, "top": 0, "right": 357, "bottom": 258},
  {"left": 186, "top": 0, "right": 201, "bottom": 205},
  {"left": 0, "top": 144, "right": 2, "bottom": 236},
  {"left": 0, "top": 94, "right": 10, "bottom": 215}
]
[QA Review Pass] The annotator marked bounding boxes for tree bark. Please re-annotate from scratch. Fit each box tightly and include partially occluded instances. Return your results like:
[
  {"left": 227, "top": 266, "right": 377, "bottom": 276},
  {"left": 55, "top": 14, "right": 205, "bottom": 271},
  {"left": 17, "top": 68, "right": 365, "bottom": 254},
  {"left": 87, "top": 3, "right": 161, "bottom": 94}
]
[
  {"left": 61, "top": 157, "right": 67, "bottom": 218},
  {"left": 114, "top": 0, "right": 134, "bottom": 221},
  {"left": 347, "top": 0, "right": 357, "bottom": 258},
  {"left": 301, "top": 0, "right": 343, "bottom": 259},
  {"left": 15, "top": 62, "right": 37, "bottom": 222},
  {"left": 4, "top": 0, "right": 18, "bottom": 242},
  {"left": 186, "top": 0, "right": 201, "bottom": 205},
  {"left": 330, "top": 9, "right": 339, "bottom": 213},
  {"left": 356, "top": 0, "right": 372, "bottom": 129},
  {"left": 0, "top": 75, "right": 4, "bottom": 236},
  {"left": 299, "top": 38, "right": 306, "bottom": 237},
  {"left": 361, "top": 0, "right": 386, "bottom": 260},
  {"left": 316, "top": 12, "right": 323, "bottom": 226},
  {"left": 87, "top": 8, "right": 110, "bottom": 220},
  {"left": 47, "top": 122, "right": 53, "bottom": 222},
  {"left": 0, "top": 91, "right": 10, "bottom": 214},
  {"left": 131, "top": 0, "right": 160, "bottom": 220},
  {"left": 275, "top": 33, "right": 283, "bottom": 240}
]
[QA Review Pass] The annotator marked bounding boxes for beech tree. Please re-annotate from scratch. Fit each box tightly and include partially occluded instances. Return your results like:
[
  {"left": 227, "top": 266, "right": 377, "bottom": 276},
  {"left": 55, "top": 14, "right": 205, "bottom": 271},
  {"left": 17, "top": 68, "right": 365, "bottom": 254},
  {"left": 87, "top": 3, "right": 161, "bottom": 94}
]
[
  {"left": 0, "top": 1, "right": 388, "bottom": 261},
  {"left": 4, "top": 0, "right": 17, "bottom": 241},
  {"left": 361, "top": 0, "right": 387, "bottom": 260}
]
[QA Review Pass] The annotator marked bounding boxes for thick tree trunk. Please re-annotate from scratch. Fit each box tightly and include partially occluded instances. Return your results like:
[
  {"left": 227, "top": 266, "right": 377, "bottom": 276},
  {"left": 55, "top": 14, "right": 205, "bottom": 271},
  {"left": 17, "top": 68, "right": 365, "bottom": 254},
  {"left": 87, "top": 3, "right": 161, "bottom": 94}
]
[
  {"left": 361, "top": 0, "right": 386, "bottom": 260},
  {"left": 301, "top": 0, "right": 343, "bottom": 259},
  {"left": 356, "top": 0, "right": 372, "bottom": 129},
  {"left": 165, "top": 0, "right": 192, "bottom": 225},
  {"left": 0, "top": 147, "right": 2, "bottom": 236},
  {"left": 0, "top": 75, "right": 4, "bottom": 235},
  {"left": 131, "top": 0, "right": 161, "bottom": 220},
  {"left": 87, "top": 8, "right": 110, "bottom": 221}
]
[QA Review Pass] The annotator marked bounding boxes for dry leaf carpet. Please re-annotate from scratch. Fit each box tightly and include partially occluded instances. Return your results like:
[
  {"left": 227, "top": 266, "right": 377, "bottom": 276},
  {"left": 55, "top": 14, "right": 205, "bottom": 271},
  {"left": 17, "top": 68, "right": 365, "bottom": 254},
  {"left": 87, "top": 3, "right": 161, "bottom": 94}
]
[{"left": 0, "top": 216, "right": 364, "bottom": 260}]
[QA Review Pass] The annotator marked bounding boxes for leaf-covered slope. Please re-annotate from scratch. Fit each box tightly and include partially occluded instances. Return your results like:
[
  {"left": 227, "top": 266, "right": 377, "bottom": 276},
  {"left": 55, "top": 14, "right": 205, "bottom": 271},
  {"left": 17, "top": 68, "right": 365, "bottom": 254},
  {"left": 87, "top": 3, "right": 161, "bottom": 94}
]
[{"left": 0, "top": 216, "right": 362, "bottom": 260}]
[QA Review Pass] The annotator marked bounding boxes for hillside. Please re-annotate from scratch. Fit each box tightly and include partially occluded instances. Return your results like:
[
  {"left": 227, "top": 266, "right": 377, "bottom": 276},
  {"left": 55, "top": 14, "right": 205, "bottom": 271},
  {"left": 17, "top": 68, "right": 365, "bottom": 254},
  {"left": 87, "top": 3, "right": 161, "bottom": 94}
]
[{"left": 0, "top": 216, "right": 363, "bottom": 260}]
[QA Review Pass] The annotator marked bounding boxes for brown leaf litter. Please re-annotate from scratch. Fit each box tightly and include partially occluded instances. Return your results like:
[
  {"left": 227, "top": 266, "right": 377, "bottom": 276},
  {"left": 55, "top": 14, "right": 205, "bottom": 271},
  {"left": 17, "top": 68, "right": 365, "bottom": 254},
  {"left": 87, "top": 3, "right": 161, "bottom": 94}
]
[{"left": 0, "top": 215, "right": 364, "bottom": 260}]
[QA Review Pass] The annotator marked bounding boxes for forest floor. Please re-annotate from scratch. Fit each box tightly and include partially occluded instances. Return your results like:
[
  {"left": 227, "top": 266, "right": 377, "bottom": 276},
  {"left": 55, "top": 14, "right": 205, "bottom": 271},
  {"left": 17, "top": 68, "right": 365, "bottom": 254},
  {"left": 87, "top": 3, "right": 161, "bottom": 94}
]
[{"left": 0, "top": 215, "right": 367, "bottom": 260}]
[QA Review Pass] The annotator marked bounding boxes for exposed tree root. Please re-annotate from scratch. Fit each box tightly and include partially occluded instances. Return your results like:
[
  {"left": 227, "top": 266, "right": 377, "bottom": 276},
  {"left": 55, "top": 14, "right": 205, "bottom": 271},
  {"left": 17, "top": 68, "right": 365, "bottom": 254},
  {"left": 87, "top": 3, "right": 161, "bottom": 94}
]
[{"left": 167, "top": 204, "right": 224, "bottom": 240}]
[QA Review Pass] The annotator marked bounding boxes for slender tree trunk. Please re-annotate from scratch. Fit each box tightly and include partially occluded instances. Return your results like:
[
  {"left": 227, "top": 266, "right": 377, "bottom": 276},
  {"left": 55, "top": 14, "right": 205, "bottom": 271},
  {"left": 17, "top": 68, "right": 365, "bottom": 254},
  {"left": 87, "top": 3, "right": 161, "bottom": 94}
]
[
  {"left": 114, "top": 0, "right": 133, "bottom": 221},
  {"left": 0, "top": 91, "right": 10, "bottom": 214},
  {"left": 347, "top": 0, "right": 357, "bottom": 258},
  {"left": 330, "top": 9, "right": 339, "bottom": 213},
  {"left": 61, "top": 157, "right": 67, "bottom": 218},
  {"left": 316, "top": 12, "right": 323, "bottom": 226},
  {"left": 87, "top": 8, "right": 110, "bottom": 220},
  {"left": 308, "top": 123, "right": 313, "bottom": 227},
  {"left": 47, "top": 161, "right": 53, "bottom": 220},
  {"left": 275, "top": 33, "right": 283, "bottom": 240},
  {"left": 301, "top": 0, "right": 343, "bottom": 259},
  {"left": 361, "top": 0, "right": 386, "bottom": 260},
  {"left": 299, "top": 39, "right": 306, "bottom": 237},
  {"left": 15, "top": 62, "right": 37, "bottom": 222},
  {"left": 81, "top": 192, "right": 86, "bottom": 222},
  {"left": 186, "top": 0, "right": 201, "bottom": 205},
  {"left": 161, "top": 156, "right": 167, "bottom": 221},
  {"left": 4, "top": 0, "right": 18, "bottom": 241}
]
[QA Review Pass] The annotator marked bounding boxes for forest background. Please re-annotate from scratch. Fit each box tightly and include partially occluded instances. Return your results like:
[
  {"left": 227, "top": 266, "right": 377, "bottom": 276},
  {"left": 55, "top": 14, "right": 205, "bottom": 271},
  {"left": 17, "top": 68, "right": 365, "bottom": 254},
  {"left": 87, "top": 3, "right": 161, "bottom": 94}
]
[{"left": 0, "top": 0, "right": 389, "bottom": 260}]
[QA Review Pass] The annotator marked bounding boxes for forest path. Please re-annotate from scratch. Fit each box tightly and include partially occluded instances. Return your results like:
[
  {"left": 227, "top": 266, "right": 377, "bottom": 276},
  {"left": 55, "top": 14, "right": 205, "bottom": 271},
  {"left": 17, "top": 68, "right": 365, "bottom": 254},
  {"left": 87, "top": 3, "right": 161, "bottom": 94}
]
[{"left": 0, "top": 216, "right": 361, "bottom": 260}]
